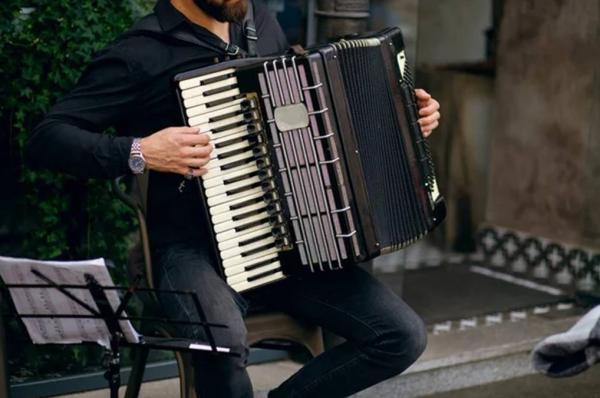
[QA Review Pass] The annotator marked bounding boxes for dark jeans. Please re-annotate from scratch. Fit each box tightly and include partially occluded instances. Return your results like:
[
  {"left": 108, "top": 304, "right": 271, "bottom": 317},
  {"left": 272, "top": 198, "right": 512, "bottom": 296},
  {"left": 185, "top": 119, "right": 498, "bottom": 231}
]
[{"left": 153, "top": 243, "right": 427, "bottom": 398}]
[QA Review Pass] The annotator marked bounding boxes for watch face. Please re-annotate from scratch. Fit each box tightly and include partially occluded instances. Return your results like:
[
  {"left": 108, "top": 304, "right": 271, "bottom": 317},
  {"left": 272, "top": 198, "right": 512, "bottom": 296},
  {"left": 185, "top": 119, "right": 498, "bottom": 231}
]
[{"left": 129, "top": 156, "right": 145, "bottom": 174}]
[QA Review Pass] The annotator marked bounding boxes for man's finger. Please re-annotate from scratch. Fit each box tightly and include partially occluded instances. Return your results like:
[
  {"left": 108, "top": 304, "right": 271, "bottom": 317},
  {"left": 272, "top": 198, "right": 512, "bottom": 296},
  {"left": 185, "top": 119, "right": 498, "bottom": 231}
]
[
  {"left": 194, "top": 168, "right": 209, "bottom": 177},
  {"left": 421, "top": 120, "right": 439, "bottom": 136},
  {"left": 414, "top": 88, "right": 431, "bottom": 100},
  {"left": 177, "top": 166, "right": 191, "bottom": 176},
  {"left": 176, "top": 166, "right": 208, "bottom": 177},
  {"left": 182, "top": 144, "right": 213, "bottom": 158},
  {"left": 180, "top": 133, "right": 211, "bottom": 146},
  {"left": 170, "top": 126, "right": 201, "bottom": 135},
  {"left": 418, "top": 101, "right": 439, "bottom": 116},
  {"left": 185, "top": 157, "right": 211, "bottom": 169},
  {"left": 418, "top": 111, "right": 440, "bottom": 126}
]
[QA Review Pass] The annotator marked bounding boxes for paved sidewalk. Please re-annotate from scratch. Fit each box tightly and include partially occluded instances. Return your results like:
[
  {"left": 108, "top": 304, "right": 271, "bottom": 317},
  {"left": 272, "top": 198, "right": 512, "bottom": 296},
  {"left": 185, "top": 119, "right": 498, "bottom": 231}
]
[
  {"left": 424, "top": 365, "right": 600, "bottom": 398},
  {"left": 60, "top": 360, "right": 300, "bottom": 398},
  {"left": 62, "top": 359, "right": 600, "bottom": 398},
  {"left": 59, "top": 257, "right": 591, "bottom": 398}
]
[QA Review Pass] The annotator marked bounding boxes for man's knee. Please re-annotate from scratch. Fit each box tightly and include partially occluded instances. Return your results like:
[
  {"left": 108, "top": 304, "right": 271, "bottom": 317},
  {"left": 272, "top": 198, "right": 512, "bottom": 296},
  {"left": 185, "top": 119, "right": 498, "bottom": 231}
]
[
  {"left": 217, "top": 315, "right": 248, "bottom": 352},
  {"left": 367, "top": 310, "right": 428, "bottom": 372},
  {"left": 402, "top": 315, "right": 428, "bottom": 362}
]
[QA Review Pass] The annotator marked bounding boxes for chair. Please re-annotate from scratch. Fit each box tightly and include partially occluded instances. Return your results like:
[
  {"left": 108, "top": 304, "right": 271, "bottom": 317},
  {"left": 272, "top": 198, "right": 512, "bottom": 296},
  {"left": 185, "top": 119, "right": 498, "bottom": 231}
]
[{"left": 112, "top": 174, "right": 323, "bottom": 398}]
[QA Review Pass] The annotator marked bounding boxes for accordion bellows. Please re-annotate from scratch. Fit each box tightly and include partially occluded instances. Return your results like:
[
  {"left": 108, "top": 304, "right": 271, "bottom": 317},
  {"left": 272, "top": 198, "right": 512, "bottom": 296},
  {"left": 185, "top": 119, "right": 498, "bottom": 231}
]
[{"left": 175, "top": 27, "right": 446, "bottom": 292}]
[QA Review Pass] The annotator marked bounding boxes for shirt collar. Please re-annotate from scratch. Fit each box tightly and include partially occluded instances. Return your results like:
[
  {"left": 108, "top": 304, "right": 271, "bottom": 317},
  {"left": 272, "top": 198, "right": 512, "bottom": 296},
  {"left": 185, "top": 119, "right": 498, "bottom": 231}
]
[{"left": 154, "top": 0, "right": 188, "bottom": 32}]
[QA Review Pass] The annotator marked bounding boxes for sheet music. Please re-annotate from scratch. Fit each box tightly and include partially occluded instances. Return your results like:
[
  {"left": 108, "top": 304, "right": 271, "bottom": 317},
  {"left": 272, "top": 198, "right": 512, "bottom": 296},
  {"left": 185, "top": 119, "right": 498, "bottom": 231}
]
[{"left": 0, "top": 256, "right": 139, "bottom": 348}]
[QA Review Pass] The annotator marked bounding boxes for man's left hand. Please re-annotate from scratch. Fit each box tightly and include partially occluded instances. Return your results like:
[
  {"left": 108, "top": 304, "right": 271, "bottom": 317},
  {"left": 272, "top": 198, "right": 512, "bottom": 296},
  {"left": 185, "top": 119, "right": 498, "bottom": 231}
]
[{"left": 415, "top": 89, "right": 441, "bottom": 137}]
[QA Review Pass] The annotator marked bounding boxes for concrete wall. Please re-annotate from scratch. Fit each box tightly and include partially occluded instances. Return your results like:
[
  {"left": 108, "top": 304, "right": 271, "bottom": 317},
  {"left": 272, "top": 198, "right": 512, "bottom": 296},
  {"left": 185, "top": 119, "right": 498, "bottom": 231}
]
[
  {"left": 420, "top": 69, "right": 495, "bottom": 249},
  {"left": 371, "top": 0, "right": 419, "bottom": 66},
  {"left": 372, "top": 0, "right": 492, "bottom": 68},
  {"left": 417, "top": 0, "right": 492, "bottom": 66},
  {"left": 409, "top": 0, "right": 494, "bottom": 249},
  {"left": 486, "top": 0, "right": 600, "bottom": 249}
]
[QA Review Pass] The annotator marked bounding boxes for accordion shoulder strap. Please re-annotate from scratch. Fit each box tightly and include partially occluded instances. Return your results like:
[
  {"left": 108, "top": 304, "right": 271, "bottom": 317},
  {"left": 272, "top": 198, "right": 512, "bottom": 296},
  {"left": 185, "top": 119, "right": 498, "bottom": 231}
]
[{"left": 243, "top": 1, "right": 258, "bottom": 57}]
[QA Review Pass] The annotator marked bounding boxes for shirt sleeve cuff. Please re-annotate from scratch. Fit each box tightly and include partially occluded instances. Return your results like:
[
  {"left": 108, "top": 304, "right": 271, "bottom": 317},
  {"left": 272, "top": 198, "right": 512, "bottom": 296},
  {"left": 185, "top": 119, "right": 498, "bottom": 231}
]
[{"left": 114, "top": 135, "right": 135, "bottom": 176}]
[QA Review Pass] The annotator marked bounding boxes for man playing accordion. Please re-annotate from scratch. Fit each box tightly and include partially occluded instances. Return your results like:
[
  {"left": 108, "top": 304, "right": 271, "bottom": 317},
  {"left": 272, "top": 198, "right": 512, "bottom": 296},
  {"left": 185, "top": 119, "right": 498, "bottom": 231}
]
[{"left": 27, "top": 0, "right": 441, "bottom": 396}]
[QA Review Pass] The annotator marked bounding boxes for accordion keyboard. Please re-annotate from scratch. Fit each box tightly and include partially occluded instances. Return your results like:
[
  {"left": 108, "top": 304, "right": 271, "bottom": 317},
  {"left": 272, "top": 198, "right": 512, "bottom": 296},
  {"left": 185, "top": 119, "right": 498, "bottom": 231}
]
[{"left": 178, "top": 69, "right": 289, "bottom": 292}]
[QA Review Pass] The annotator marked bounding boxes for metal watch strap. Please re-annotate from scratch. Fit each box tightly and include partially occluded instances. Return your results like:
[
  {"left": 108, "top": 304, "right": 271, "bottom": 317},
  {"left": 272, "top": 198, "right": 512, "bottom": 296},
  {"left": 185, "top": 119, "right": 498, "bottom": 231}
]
[
  {"left": 131, "top": 138, "right": 142, "bottom": 154},
  {"left": 128, "top": 138, "right": 146, "bottom": 175}
]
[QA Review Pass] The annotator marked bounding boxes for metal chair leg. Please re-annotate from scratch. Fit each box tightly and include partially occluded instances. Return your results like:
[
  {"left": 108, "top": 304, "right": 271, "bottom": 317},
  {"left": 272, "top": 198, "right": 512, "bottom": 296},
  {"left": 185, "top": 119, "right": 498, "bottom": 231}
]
[
  {"left": 124, "top": 346, "right": 150, "bottom": 398},
  {"left": 175, "top": 351, "right": 197, "bottom": 398}
]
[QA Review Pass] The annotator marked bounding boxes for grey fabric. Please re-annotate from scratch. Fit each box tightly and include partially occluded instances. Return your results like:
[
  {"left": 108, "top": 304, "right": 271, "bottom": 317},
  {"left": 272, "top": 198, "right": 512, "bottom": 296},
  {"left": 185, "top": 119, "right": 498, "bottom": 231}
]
[{"left": 532, "top": 305, "right": 600, "bottom": 377}]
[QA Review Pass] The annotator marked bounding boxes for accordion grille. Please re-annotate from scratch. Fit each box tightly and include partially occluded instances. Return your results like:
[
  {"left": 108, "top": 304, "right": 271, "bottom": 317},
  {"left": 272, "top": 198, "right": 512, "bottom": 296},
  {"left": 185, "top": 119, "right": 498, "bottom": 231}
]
[
  {"left": 336, "top": 41, "right": 430, "bottom": 250},
  {"left": 257, "top": 58, "right": 360, "bottom": 271}
]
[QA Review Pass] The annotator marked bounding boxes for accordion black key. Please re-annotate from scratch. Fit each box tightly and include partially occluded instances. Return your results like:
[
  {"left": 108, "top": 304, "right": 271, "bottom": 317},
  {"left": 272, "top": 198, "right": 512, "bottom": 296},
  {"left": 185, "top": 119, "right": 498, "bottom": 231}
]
[{"left": 175, "top": 27, "right": 446, "bottom": 292}]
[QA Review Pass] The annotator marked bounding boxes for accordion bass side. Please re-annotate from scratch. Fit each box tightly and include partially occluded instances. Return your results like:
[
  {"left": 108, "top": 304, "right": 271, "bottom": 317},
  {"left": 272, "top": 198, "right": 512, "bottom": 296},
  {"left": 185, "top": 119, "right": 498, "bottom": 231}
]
[{"left": 175, "top": 27, "right": 446, "bottom": 292}]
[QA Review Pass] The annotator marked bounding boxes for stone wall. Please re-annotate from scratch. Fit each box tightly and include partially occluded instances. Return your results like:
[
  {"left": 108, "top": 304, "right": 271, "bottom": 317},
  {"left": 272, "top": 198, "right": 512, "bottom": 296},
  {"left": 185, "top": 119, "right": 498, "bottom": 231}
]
[{"left": 486, "top": 0, "right": 600, "bottom": 249}]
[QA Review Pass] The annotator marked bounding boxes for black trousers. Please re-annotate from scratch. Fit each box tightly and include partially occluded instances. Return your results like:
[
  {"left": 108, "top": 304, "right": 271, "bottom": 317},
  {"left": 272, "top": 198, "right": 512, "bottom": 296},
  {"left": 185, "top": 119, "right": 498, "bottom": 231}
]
[{"left": 154, "top": 242, "right": 427, "bottom": 397}]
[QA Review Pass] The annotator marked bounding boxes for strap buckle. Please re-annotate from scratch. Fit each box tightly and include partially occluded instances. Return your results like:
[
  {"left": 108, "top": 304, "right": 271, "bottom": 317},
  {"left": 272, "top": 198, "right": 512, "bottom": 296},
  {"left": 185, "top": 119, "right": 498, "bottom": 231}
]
[
  {"left": 225, "top": 43, "right": 240, "bottom": 56},
  {"left": 245, "top": 26, "right": 258, "bottom": 41}
]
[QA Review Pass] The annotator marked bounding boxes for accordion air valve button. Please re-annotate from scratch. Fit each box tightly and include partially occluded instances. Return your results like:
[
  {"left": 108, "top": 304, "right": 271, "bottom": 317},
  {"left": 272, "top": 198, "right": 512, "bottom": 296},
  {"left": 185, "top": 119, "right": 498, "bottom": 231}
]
[
  {"left": 257, "top": 169, "right": 272, "bottom": 181},
  {"left": 266, "top": 205, "right": 281, "bottom": 216},
  {"left": 261, "top": 180, "right": 276, "bottom": 191},
  {"left": 252, "top": 146, "right": 267, "bottom": 156}
]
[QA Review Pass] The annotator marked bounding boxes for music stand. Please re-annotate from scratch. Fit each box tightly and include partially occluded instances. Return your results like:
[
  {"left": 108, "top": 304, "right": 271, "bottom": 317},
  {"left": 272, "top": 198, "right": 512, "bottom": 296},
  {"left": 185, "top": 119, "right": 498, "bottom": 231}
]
[{"left": 0, "top": 258, "right": 238, "bottom": 398}]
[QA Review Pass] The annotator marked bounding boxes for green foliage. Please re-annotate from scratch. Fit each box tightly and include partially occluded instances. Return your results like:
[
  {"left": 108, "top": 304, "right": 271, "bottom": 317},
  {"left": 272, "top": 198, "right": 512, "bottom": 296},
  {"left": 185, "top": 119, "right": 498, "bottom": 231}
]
[
  {"left": 1, "top": 1, "right": 142, "bottom": 263},
  {"left": 0, "top": 0, "right": 154, "bottom": 381}
]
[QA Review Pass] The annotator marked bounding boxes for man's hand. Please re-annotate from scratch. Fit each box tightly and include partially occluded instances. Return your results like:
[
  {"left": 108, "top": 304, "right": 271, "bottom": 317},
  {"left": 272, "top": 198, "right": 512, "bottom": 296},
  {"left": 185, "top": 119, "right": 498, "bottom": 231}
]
[
  {"left": 139, "top": 126, "right": 213, "bottom": 177},
  {"left": 415, "top": 89, "right": 441, "bottom": 137}
]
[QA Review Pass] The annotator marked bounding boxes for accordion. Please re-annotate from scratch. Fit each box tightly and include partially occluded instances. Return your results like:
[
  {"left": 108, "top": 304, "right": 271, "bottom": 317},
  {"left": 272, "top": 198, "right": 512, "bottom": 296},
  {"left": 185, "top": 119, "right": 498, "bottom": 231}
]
[{"left": 175, "top": 27, "right": 446, "bottom": 292}]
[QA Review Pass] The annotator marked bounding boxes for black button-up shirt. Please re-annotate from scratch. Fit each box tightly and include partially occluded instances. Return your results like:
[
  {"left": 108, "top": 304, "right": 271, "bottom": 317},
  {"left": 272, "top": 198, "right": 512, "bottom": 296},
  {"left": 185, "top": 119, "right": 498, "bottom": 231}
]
[{"left": 27, "top": 0, "right": 288, "bottom": 246}]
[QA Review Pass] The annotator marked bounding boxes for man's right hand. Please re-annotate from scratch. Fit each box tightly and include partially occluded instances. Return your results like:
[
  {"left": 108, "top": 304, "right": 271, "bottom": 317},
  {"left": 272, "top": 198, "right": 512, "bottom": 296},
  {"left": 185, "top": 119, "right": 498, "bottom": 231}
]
[{"left": 139, "top": 126, "right": 213, "bottom": 177}]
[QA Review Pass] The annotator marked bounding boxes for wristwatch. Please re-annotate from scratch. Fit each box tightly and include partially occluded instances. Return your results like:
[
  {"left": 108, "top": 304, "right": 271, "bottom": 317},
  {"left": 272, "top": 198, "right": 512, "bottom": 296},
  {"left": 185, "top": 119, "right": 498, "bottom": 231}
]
[{"left": 128, "top": 138, "right": 146, "bottom": 175}]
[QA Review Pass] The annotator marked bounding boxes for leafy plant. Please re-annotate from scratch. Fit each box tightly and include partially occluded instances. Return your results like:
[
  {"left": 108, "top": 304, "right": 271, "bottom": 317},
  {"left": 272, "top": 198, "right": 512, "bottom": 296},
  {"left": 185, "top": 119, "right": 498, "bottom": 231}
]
[{"left": 0, "top": 0, "right": 153, "bottom": 381}]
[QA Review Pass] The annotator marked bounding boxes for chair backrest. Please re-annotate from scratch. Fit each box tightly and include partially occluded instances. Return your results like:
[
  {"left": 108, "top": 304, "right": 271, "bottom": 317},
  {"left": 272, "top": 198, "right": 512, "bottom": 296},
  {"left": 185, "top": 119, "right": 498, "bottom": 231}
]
[
  {"left": 114, "top": 174, "right": 199, "bottom": 398},
  {"left": 112, "top": 172, "right": 155, "bottom": 289}
]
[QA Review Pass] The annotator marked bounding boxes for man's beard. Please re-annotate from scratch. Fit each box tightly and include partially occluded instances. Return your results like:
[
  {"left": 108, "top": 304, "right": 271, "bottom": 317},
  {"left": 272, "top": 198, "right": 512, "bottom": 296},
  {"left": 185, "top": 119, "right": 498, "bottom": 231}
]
[{"left": 194, "top": 0, "right": 248, "bottom": 23}]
